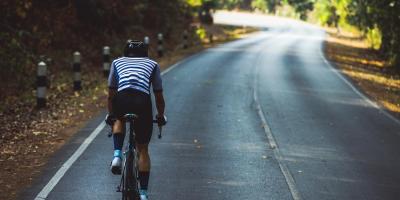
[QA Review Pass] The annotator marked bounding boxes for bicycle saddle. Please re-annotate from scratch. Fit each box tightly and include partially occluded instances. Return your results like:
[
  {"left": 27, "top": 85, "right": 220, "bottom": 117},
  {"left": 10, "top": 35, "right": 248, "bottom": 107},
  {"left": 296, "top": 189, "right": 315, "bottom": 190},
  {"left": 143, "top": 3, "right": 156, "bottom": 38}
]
[{"left": 123, "top": 113, "right": 138, "bottom": 120}]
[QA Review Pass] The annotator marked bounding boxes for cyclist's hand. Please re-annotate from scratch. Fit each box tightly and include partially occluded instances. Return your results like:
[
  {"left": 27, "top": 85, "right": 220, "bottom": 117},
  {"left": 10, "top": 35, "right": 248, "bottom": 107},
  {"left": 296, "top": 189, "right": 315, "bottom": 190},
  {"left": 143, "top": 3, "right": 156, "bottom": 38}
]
[
  {"left": 105, "top": 114, "right": 115, "bottom": 126},
  {"left": 156, "top": 114, "right": 167, "bottom": 126}
]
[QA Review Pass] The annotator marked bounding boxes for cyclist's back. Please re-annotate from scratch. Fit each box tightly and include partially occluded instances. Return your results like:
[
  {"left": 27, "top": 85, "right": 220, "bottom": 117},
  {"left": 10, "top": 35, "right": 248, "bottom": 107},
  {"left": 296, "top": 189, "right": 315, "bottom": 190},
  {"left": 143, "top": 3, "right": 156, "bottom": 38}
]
[
  {"left": 110, "top": 56, "right": 160, "bottom": 94},
  {"left": 106, "top": 40, "right": 166, "bottom": 200}
]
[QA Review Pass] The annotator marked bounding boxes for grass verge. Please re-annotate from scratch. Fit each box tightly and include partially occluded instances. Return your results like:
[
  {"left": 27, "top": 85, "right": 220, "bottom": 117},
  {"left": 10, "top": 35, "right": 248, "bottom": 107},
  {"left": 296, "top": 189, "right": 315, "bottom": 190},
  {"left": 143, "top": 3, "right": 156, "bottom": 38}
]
[{"left": 324, "top": 27, "right": 400, "bottom": 117}]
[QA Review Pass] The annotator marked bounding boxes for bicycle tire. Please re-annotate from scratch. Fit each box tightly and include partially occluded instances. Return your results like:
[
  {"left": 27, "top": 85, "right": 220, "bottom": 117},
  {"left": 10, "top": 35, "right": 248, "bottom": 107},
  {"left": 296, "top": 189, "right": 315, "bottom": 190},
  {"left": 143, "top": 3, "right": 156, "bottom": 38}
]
[
  {"left": 123, "top": 152, "right": 140, "bottom": 200},
  {"left": 133, "top": 150, "right": 141, "bottom": 199}
]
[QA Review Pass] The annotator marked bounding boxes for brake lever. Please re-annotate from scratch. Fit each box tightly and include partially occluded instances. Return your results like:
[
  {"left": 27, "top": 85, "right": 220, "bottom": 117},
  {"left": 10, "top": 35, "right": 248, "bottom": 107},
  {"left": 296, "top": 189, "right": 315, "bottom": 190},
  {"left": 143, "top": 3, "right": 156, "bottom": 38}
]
[
  {"left": 158, "top": 125, "right": 162, "bottom": 139},
  {"left": 153, "top": 119, "right": 163, "bottom": 139}
]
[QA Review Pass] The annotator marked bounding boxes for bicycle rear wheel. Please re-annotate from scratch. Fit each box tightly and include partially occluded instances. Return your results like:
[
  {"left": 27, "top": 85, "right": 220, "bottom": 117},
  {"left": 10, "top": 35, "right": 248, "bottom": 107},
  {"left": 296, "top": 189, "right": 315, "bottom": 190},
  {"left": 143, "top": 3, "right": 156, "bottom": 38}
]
[{"left": 122, "top": 152, "right": 140, "bottom": 200}]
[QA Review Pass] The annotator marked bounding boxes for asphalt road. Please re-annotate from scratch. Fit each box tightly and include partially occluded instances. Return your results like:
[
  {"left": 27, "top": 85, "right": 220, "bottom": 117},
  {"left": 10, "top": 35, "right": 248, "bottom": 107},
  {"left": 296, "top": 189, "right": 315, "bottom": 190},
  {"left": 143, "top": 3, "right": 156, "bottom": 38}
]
[{"left": 22, "top": 12, "right": 400, "bottom": 200}]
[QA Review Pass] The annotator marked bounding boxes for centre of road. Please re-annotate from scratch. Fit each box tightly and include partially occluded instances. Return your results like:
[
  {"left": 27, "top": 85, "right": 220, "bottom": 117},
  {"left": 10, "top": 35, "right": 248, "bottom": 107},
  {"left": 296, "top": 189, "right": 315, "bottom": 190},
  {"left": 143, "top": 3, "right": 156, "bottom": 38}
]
[{"left": 251, "top": 31, "right": 303, "bottom": 200}]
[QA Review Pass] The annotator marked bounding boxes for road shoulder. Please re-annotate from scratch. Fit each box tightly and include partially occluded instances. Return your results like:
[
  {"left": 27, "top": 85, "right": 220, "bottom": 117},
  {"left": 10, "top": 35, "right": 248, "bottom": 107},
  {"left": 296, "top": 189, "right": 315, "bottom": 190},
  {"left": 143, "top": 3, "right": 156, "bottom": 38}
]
[{"left": 323, "top": 28, "right": 400, "bottom": 119}]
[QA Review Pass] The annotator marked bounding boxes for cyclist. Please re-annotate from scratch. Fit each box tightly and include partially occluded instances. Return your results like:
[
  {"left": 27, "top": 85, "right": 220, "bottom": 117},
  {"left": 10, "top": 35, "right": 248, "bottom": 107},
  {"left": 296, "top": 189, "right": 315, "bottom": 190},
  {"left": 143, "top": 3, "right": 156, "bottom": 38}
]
[{"left": 106, "top": 40, "right": 166, "bottom": 199}]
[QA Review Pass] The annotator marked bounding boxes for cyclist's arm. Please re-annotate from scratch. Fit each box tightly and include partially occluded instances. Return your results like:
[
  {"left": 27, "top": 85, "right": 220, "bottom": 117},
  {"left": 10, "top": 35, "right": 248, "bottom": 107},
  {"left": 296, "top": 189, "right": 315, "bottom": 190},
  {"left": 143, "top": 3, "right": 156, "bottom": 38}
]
[
  {"left": 151, "top": 64, "right": 165, "bottom": 117},
  {"left": 154, "top": 91, "right": 165, "bottom": 116},
  {"left": 108, "top": 62, "right": 118, "bottom": 115},
  {"left": 108, "top": 89, "right": 117, "bottom": 114}
]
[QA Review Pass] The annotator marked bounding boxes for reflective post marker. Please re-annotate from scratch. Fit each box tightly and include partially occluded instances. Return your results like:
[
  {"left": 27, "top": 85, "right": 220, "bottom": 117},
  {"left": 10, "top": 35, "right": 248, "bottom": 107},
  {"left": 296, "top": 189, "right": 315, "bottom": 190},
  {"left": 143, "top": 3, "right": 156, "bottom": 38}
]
[
  {"left": 144, "top": 36, "right": 150, "bottom": 46},
  {"left": 37, "top": 61, "right": 47, "bottom": 108},
  {"left": 144, "top": 36, "right": 150, "bottom": 56},
  {"left": 73, "top": 51, "right": 82, "bottom": 91},
  {"left": 103, "top": 46, "right": 110, "bottom": 77},
  {"left": 157, "top": 33, "right": 163, "bottom": 57}
]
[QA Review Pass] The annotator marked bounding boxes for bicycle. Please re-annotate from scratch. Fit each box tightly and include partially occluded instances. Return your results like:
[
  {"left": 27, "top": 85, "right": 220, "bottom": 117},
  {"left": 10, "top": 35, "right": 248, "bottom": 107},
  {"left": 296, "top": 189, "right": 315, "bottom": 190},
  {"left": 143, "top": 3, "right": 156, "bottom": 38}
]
[{"left": 108, "top": 113, "right": 162, "bottom": 200}]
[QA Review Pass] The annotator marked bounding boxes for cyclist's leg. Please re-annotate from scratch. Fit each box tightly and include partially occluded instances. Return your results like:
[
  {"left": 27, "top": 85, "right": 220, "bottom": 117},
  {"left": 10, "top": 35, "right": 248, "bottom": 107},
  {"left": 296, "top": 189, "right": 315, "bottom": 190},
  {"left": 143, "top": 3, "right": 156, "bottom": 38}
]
[
  {"left": 112, "top": 89, "right": 133, "bottom": 152},
  {"left": 137, "top": 144, "right": 150, "bottom": 171},
  {"left": 137, "top": 143, "right": 150, "bottom": 187},
  {"left": 112, "top": 119, "right": 124, "bottom": 133},
  {"left": 136, "top": 135, "right": 152, "bottom": 192},
  {"left": 135, "top": 115, "right": 152, "bottom": 173},
  {"left": 110, "top": 91, "right": 128, "bottom": 174},
  {"left": 135, "top": 101, "right": 153, "bottom": 196},
  {"left": 112, "top": 120, "right": 125, "bottom": 150},
  {"left": 112, "top": 91, "right": 126, "bottom": 152}
]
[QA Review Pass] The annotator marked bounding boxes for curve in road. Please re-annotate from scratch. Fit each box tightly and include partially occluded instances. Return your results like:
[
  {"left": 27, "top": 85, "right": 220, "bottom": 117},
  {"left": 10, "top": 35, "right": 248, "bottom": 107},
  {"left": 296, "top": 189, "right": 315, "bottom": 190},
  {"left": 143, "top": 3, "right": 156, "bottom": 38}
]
[{"left": 22, "top": 13, "right": 400, "bottom": 200}]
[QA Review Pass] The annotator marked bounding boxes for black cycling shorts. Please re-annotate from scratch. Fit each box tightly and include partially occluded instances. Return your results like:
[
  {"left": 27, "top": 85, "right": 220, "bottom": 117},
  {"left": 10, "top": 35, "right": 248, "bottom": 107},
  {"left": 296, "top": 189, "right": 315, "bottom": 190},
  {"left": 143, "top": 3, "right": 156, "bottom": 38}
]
[{"left": 112, "top": 88, "right": 153, "bottom": 144}]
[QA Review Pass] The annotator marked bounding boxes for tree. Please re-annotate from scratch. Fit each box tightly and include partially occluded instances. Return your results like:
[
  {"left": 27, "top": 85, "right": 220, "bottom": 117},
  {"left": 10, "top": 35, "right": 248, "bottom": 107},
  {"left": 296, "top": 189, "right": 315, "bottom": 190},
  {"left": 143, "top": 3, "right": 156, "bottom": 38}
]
[
  {"left": 251, "top": 0, "right": 268, "bottom": 12},
  {"left": 266, "top": 0, "right": 281, "bottom": 14},
  {"left": 347, "top": 0, "right": 400, "bottom": 67},
  {"left": 314, "top": 0, "right": 351, "bottom": 29},
  {"left": 286, "top": 0, "right": 314, "bottom": 20}
]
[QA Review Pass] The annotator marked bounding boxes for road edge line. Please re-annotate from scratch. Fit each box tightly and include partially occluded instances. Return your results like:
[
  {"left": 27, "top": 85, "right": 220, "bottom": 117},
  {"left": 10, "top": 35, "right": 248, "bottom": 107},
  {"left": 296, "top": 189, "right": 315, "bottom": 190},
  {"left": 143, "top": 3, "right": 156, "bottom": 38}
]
[
  {"left": 318, "top": 44, "right": 400, "bottom": 126},
  {"left": 34, "top": 122, "right": 106, "bottom": 200}
]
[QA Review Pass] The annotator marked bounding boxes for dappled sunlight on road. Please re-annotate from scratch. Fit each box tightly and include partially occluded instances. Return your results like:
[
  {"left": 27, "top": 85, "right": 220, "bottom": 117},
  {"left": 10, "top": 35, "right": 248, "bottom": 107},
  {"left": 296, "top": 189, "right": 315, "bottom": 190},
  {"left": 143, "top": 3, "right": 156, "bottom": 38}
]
[
  {"left": 214, "top": 10, "right": 319, "bottom": 30},
  {"left": 325, "top": 97, "right": 377, "bottom": 109}
]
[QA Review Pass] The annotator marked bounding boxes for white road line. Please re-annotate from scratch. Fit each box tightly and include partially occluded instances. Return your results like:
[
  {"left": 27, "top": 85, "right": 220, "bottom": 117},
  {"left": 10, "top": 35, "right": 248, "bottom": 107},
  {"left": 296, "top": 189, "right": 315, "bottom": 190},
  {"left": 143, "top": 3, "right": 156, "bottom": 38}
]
[
  {"left": 161, "top": 51, "right": 205, "bottom": 76},
  {"left": 161, "top": 60, "right": 182, "bottom": 75},
  {"left": 318, "top": 45, "right": 400, "bottom": 126},
  {"left": 34, "top": 50, "right": 197, "bottom": 199},
  {"left": 253, "top": 75, "right": 303, "bottom": 200},
  {"left": 34, "top": 122, "right": 106, "bottom": 200},
  {"left": 252, "top": 31, "right": 303, "bottom": 200}
]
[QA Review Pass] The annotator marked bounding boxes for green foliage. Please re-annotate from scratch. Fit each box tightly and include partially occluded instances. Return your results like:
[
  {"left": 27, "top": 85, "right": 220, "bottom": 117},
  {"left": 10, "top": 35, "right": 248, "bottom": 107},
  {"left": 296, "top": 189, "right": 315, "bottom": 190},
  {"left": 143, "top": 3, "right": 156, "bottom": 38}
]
[
  {"left": 196, "top": 27, "right": 207, "bottom": 39},
  {"left": 314, "top": 0, "right": 335, "bottom": 25},
  {"left": 266, "top": 0, "right": 281, "bottom": 13},
  {"left": 187, "top": 0, "right": 203, "bottom": 7},
  {"left": 251, "top": 0, "right": 268, "bottom": 11},
  {"left": 187, "top": 0, "right": 219, "bottom": 8},
  {"left": 313, "top": 0, "right": 350, "bottom": 27},
  {"left": 218, "top": 0, "right": 253, "bottom": 10},
  {"left": 366, "top": 26, "right": 382, "bottom": 50},
  {"left": 207, "top": 0, "right": 281, "bottom": 12},
  {"left": 289, "top": 0, "right": 400, "bottom": 68},
  {"left": 0, "top": 0, "right": 194, "bottom": 100},
  {"left": 286, "top": 0, "right": 314, "bottom": 20},
  {"left": 346, "top": 0, "right": 400, "bottom": 66}
]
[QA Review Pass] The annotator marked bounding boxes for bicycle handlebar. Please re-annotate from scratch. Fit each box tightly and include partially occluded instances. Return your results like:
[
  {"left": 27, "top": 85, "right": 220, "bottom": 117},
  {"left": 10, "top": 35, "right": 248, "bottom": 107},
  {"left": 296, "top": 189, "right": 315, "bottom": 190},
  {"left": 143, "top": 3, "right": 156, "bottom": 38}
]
[
  {"left": 106, "top": 118, "right": 164, "bottom": 139},
  {"left": 153, "top": 120, "right": 163, "bottom": 139}
]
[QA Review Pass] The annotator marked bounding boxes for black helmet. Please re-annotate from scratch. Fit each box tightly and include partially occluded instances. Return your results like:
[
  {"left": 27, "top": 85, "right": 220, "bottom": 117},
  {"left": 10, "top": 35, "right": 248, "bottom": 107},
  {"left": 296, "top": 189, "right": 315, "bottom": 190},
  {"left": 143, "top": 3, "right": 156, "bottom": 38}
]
[{"left": 124, "top": 40, "right": 148, "bottom": 57}]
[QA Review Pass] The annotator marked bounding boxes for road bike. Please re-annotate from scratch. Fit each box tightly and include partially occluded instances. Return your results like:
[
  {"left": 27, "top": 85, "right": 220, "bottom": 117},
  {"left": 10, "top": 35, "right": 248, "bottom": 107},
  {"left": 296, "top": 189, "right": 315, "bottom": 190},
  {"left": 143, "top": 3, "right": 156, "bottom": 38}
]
[{"left": 109, "top": 114, "right": 162, "bottom": 200}]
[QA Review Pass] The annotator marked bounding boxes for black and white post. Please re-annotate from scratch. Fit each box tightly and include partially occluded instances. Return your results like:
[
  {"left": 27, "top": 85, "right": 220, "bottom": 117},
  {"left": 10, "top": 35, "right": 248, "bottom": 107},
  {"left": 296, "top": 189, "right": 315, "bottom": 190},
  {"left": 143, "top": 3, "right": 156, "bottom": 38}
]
[
  {"left": 157, "top": 33, "right": 163, "bottom": 57},
  {"left": 103, "top": 46, "right": 110, "bottom": 77},
  {"left": 183, "top": 30, "right": 188, "bottom": 49},
  {"left": 37, "top": 61, "right": 47, "bottom": 108},
  {"left": 144, "top": 36, "right": 150, "bottom": 46},
  {"left": 144, "top": 36, "right": 150, "bottom": 56},
  {"left": 73, "top": 51, "right": 82, "bottom": 91}
]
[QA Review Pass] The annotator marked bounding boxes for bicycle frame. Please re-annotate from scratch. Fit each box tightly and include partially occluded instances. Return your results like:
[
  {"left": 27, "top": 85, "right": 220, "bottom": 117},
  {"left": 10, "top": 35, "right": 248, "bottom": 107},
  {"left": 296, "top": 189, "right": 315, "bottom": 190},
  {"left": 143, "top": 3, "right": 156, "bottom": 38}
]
[
  {"left": 113, "top": 114, "right": 162, "bottom": 200},
  {"left": 118, "top": 114, "right": 140, "bottom": 200}
]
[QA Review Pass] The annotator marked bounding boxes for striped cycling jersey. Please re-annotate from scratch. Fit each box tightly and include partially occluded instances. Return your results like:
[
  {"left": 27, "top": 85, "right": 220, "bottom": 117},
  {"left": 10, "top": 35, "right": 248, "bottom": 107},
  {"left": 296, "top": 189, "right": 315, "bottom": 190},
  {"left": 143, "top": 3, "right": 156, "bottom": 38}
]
[{"left": 108, "top": 57, "right": 163, "bottom": 94}]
